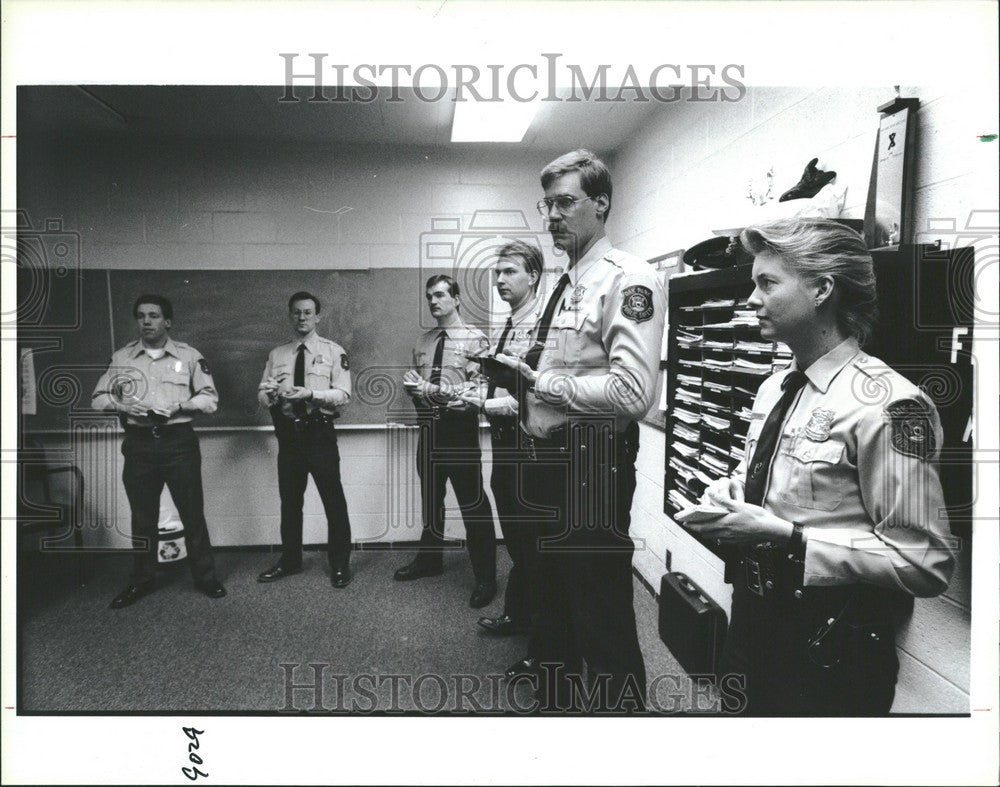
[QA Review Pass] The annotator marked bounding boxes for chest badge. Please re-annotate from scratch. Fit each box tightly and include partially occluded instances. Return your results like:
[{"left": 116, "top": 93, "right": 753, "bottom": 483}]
[
  {"left": 569, "top": 285, "right": 587, "bottom": 304},
  {"left": 804, "top": 408, "right": 835, "bottom": 441},
  {"left": 174, "top": 360, "right": 183, "bottom": 373},
  {"left": 315, "top": 354, "right": 325, "bottom": 365}
]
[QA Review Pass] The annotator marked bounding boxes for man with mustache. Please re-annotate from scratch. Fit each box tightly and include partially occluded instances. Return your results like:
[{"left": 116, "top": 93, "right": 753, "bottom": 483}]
[{"left": 498, "top": 150, "right": 666, "bottom": 712}]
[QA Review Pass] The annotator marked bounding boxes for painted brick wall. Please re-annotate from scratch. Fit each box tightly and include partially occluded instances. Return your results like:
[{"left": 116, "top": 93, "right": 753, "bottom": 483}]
[{"left": 21, "top": 140, "right": 553, "bottom": 553}]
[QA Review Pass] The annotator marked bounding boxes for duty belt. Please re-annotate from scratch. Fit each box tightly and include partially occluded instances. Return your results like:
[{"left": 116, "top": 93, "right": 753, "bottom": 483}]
[
  {"left": 738, "top": 543, "right": 802, "bottom": 600},
  {"left": 276, "top": 410, "right": 340, "bottom": 432},
  {"left": 123, "top": 422, "right": 193, "bottom": 439},
  {"left": 519, "top": 422, "right": 637, "bottom": 462}
]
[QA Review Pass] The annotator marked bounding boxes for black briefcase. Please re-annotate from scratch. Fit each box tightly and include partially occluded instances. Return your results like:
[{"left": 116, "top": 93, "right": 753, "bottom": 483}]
[{"left": 658, "top": 572, "right": 728, "bottom": 677}]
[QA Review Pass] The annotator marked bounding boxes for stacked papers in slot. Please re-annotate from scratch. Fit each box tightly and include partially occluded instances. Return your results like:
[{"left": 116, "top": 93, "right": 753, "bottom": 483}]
[
  {"left": 674, "top": 424, "right": 700, "bottom": 443},
  {"left": 701, "top": 413, "right": 731, "bottom": 431},
  {"left": 673, "top": 407, "right": 700, "bottom": 425}
]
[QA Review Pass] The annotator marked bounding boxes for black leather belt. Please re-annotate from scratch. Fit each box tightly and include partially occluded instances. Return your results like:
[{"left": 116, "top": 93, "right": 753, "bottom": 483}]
[
  {"left": 123, "top": 422, "right": 193, "bottom": 438},
  {"left": 489, "top": 416, "right": 518, "bottom": 443},
  {"left": 275, "top": 411, "right": 340, "bottom": 432},
  {"left": 519, "top": 422, "right": 638, "bottom": 461}
]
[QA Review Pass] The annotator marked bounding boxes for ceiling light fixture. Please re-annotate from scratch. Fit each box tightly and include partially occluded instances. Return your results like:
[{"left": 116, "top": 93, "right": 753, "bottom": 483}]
[{"left": 450, "top": 98, "right": 539, "bottom": 143}]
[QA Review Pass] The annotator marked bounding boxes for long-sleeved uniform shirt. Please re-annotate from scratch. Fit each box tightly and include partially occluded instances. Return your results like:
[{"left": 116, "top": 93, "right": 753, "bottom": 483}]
[
  {"left": 525, "top": 236, "right": 667, "bottom": 437},
  {"left": 257, "top": 333, "right": 351, "bottom": 417},
  {"left": 735, "top": 337, "right": 955, "bottom": 597},
  {"left": 410, "top": 321, "right": 488, "bottom": 410},
  {"left": 483, "top": 294, "right": 543, "bottom": 419}
]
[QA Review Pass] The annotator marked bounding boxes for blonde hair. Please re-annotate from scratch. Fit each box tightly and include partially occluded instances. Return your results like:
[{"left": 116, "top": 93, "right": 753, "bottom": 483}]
[{"left": 740, "top": 219, "right": 878, "bottom": 345}]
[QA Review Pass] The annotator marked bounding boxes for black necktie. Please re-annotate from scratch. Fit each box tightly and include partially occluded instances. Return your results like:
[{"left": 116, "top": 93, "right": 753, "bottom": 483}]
[
  {"left": 518, "top": 273, "right": 571, "bottom": 424},
  {"left": 524, "top": 273, "right": 570, "bottom": 372},
  {"left": 293, "top": 343, "right": 307, "bottom": 417},
  {"left": 743, "top": 370, "right": 809, "bottom": 506},
  {"left": 429, "top": 330, "right": 446, "bottom": 387},
  {"left": 486, "top": 317, "right": 514, "bottom": 400}
]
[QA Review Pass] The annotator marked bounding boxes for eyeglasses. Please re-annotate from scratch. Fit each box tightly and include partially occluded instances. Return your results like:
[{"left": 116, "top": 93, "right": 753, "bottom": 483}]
[{"left": 535, "top": 195, "right": 594, "bottom": 216}]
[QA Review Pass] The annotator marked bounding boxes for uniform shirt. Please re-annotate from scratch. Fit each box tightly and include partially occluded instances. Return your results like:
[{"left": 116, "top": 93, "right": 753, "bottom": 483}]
[
  {"left": 411, "top": 320, "right": 489, "bottom": 408},
  {"left": 258, "top": 333, "right": 351, "bottom": 418},
  {"left": 91, "top": 337, "right": 218, "bottom": 425},
  {"left": 735, "top": 337, "right": 955, "bottom": 597},
  {"left": 483, "top": 294, "right": 543, "bottom": 419},
  {"left": 526, "top": 236, "right": 667, "bottom": 437}
]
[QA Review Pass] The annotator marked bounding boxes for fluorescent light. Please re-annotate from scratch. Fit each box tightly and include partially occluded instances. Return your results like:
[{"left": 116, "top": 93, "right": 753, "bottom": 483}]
[{"left": 451, "top": 99, "right": 540, "bottom": 143}]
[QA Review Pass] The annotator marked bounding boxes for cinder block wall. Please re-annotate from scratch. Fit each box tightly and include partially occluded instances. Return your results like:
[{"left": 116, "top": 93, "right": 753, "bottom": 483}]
[
  {"left": 20, "top": 141, "right": 552, "bottom": 550},
  {"left": 608, "top": 86, "right": 996, "bottom": 712}
]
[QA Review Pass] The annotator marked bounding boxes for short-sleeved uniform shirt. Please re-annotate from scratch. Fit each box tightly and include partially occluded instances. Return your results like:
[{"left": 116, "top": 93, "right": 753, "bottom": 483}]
[
  {"left": 735, "top": 337, "right": 955, "bottom": 597},
  {"left": 258, "top": 333, "right": 351, "bottom": 418},
  {"left": 525, "top": 236, "right": 667, "bottom": 438},
  {"left": 91, "top": 338, "right": 218, "bottom": 425}
]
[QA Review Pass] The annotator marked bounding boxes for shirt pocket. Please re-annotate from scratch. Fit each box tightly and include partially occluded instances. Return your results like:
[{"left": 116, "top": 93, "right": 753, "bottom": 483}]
[
  {"left": 548, "top": 311, "right": 585, "bottom": 366},
  {"left": 161, "top": 370, "right": 191, "bottom": 403},
  {"left": 307, "top": 360, "right": 333, "bottom": 389},
  {"left": 779, "top": 437, "right": 846, "bottom": 511},
  {"left": 271, "top": 362, "right": 291, "bottom": 384}
]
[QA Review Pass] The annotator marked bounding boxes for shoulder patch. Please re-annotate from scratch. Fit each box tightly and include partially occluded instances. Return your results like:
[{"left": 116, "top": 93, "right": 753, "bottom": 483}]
[
  {"left": 885, "top": 398, "right": 935, "bottom": 461},
  {"left": 198, "top": 358, "right": 211, "bottom": 375},
  {"left": 621, "top": 285, "right": 654, "bottom": 323},
  {"left": 340, "top": 352, "right": 350, "bottom": 370}
]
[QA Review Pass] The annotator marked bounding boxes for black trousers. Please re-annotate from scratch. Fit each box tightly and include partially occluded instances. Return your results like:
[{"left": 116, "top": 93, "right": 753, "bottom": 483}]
[
  {"left": 720, "top": 580, "right": 902, "bottom": 716},
  {"left": 275, "top": 419, "right": 352, "bottom": 571},
  {"left": 522, "top": 420, "right": 647, "bottom": 714},
  {"left": 414, "top": 414, "right": 496, "bottom": 584},
  {"left": 121, "top": 424, "right": 217, "bottom": 586},
  {"left": 489, "top": 418, "right": 535, "bottom": 624}
]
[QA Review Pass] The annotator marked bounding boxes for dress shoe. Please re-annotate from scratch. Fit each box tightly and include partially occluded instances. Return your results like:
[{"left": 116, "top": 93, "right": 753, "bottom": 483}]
[
  {"left": 469, "top": 581, "right": 497, "bottom": 609},
  {"left": 393, "top": 560, "right": 443, "bottom": 581},
  {"left": 477, "top": 614, "right": 527, "bottom": 636},
  {"left": 197, "top": 579, "right": 227, "bottom": 599},
  {"left": 330, "top": 567, "right": 352, "bottom": 588},
  {"left": 257, "top": 563, "right": 302, "bottom": 583},
  {"left": 109, "top": 582, "right": 154, "bottom": 609},
  {"left": 505, "top": 656, "right": 538, "bottom": 678}
]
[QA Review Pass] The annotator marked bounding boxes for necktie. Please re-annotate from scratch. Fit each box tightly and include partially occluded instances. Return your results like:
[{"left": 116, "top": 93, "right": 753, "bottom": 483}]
[
  {"left": 429, "top": 330, "right": 446, "bottom": 387},
  {"left": 518, "top": 273, "right": 571, "bottom": 424},
  {"left": 523, "top": 273, "right": 570, "bottom": 372},
  {"left": 486, "top": 317, "right": 514, "bottom": 400},
  {"left": 293, "top": 343, "right": 307, "bottom": 417},
  {"left": 742, "top": 370, "right": 809, "bottom": 506}
]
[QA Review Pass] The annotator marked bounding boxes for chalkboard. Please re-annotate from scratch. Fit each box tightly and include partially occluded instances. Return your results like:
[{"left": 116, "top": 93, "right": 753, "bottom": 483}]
[{"left": 20, "top": 267, "right": 492, "bottom": 428}]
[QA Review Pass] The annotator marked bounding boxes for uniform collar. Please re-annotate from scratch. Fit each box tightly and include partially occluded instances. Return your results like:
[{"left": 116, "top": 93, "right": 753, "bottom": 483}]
[
  {"left": 132, "top": 337, "right": 180, "bottom": 358},
  {"left": 568, "top": 236, "right": 613, "bottom": 282},
  {"left": 791, "top": 337, "right": 862, "bottom": 394},
  {"left": 294, "top": 332, "right": 323, "bottom": 353},
  {"left": 509, "top": 293, "right": 541, "bottom": 325},
  {"left": 436, "top": 318, "right": 469, "bottom": 338}
]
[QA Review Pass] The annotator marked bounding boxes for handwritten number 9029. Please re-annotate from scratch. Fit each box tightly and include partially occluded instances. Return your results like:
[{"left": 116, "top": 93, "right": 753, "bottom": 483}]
[{"left": 182, "top": 727, "right": 208, "bottom": 781}]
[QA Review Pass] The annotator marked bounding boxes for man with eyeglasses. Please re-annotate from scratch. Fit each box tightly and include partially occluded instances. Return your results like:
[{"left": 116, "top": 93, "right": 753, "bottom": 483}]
[{"left": 497, "top": 149, "right": 666, "bottom": 713}]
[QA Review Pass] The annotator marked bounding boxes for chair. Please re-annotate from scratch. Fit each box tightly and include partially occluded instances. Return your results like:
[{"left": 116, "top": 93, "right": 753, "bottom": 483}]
[{"left": 18, "top": 438, "right": 86, "bottom": 585}]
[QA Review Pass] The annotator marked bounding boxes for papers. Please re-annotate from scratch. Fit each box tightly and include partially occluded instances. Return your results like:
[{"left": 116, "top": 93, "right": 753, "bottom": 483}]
[
  {"left": 674, "top": 423, "right": 700, "bottom": 443},
  {"left": 673, "top": 406, "right": 700, "bottom": 425},
  {"left": 700, "top": 412, "right": 731, "bottom": 431},
  {"left": 675, "top": 504, "right": 728, "bottom": 524},
  {"left": 732, "top": 357, "right": 772, "bottom": 375}
]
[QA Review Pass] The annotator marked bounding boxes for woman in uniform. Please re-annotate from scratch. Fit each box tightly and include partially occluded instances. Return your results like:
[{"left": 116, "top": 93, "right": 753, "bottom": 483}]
[{"left": 689, "top": 218, "right": 955, "bottom": 715}]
